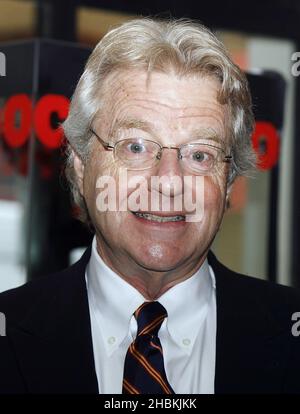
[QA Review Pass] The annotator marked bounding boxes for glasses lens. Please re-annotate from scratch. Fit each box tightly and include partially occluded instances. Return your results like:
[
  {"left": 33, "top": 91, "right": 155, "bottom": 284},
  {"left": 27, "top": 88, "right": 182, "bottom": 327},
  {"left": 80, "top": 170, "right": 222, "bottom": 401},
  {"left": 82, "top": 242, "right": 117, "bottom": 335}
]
[
  {"left": 180, "top": 143, "right": 221, "bottom": 173},
  {"left": 115, "top": 138, "right": 160, "bottom": 169}
]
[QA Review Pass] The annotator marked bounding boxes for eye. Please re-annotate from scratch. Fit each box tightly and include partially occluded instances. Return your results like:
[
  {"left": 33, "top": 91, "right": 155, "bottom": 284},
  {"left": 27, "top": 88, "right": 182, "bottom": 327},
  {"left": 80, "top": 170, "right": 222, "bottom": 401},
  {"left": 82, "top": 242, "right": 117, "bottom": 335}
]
[
  {"left": 127, "top": 142, "right": 145, "bottom": 154},
  {"left": 192, "top": 151, "right": 211, "bottom": 163}
]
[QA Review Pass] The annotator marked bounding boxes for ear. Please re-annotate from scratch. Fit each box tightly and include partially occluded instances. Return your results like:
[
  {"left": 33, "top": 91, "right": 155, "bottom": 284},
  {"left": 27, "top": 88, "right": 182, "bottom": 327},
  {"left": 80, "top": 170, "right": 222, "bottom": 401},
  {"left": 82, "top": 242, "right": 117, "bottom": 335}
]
[
  {"left": 225, "top": 181, "right": 233, "bottom": 210},
  {"left": 73, "top": 151, "right": 85, "bottom": 196},
  {"left": 225, "top": 163, "right": 235, "bottom": 209}
]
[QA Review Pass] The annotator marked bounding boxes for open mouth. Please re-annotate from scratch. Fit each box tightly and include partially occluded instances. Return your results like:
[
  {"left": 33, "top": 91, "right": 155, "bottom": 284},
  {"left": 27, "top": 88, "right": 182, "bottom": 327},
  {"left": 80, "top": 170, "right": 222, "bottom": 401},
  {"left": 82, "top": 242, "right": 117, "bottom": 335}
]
[{"left": 132, "top": 211, "right": 186, "bottom": 222}]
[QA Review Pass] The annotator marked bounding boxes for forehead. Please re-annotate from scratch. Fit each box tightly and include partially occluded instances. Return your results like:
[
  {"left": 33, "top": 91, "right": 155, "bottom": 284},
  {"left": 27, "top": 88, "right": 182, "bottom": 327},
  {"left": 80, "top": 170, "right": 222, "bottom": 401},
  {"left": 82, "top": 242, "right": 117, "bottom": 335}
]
[{"left": 98, "top": 69, "right": 227, "bottom": 140}]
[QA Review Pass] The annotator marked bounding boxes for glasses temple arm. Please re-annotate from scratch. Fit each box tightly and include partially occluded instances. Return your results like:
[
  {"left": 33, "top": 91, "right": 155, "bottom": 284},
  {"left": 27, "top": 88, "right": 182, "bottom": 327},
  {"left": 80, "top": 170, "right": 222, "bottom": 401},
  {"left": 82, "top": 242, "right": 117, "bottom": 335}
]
[{"left": 90, "top": 129, "right": 113, "bottom": 149}]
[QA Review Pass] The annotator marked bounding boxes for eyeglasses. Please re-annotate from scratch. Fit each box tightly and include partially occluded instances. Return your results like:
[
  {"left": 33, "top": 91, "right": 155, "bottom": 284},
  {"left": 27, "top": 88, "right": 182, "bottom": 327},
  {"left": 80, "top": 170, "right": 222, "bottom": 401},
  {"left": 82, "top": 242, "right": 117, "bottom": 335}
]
[{"left": 90, "top": 129, "right": 232, "bottom": 175}]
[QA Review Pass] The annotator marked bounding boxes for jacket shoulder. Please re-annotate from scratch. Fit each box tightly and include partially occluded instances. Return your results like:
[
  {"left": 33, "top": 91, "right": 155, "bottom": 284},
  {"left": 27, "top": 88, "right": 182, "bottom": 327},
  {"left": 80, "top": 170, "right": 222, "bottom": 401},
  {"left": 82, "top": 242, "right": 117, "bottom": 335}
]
[
  {"left": 209, "top": 251, "right": 300, "bottom": 320},
  {"left": 0, "top": 247, "right": 91, "bottom": 325}
]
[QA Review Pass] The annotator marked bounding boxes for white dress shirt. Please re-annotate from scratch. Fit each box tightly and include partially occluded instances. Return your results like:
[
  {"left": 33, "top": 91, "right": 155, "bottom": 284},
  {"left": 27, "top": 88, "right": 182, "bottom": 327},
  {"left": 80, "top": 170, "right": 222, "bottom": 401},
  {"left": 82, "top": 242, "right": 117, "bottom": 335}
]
[{"left": 86, "top": 237, "right": 217, "bottom": 394}]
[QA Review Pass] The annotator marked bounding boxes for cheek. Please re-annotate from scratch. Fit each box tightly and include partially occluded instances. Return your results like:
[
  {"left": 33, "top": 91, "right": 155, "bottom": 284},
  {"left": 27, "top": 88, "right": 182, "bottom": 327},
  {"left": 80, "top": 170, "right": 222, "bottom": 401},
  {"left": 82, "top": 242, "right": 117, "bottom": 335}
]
[
  {"left": 83, "top": 153, "right": 118, "bottom": 217},
  {"left": 203, "top": 176, "right": 227, "bottom": 213}
]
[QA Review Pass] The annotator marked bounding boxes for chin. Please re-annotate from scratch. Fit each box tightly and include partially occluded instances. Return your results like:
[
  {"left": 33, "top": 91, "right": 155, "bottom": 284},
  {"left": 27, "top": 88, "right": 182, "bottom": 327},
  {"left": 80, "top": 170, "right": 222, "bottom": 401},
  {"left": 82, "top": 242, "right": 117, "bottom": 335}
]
[{"left": 135, "top": 250, "right": 186, "bottom": 273}]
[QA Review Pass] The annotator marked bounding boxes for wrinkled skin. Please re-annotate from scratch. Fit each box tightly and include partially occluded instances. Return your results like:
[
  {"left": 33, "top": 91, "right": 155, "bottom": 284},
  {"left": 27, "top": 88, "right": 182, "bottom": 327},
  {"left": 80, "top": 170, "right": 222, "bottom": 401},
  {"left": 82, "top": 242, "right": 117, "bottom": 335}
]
[{"left": 74, "top": 70, "right": 230, "bottom": 299}]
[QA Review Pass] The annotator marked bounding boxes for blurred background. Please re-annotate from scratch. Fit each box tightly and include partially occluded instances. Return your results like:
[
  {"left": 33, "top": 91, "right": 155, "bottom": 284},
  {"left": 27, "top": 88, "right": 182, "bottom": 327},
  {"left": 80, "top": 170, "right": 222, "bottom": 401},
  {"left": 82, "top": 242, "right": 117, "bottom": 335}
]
[{"left": 0, "top": 0, "right": 299, "bottom": 292}]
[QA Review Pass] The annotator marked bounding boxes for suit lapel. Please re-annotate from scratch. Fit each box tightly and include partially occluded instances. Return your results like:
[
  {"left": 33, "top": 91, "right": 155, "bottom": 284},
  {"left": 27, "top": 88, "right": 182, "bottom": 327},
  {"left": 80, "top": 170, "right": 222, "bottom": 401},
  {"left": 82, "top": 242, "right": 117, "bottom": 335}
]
[
  {"left": 9, "top": 248, "right": 99, "bottom": 393},
  {"left": 210, "top": 252, "right": 290, "bottom": 394}
]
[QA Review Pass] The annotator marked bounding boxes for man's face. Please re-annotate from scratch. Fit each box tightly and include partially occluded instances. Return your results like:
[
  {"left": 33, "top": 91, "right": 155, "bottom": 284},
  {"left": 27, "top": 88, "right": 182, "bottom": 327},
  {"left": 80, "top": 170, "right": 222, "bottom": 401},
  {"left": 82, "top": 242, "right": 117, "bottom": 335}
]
[{"left": 76, "top": 69, "right": 229, "bottom": 280}]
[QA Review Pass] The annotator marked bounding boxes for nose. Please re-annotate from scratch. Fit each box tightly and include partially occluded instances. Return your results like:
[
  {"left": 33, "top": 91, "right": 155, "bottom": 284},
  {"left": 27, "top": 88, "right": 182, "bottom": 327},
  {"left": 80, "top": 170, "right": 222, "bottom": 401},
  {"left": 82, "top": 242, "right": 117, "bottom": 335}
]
[{"left": 154, "top": 148, "right": 183, "bottom": 197}]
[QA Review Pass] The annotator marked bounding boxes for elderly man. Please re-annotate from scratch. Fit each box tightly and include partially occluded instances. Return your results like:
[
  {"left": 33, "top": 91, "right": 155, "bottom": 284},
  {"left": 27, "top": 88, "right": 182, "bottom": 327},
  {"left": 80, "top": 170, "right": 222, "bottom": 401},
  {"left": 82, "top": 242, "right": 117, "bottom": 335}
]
[{"left": 0, "top": 18, "right": 299, "bottom": 394}]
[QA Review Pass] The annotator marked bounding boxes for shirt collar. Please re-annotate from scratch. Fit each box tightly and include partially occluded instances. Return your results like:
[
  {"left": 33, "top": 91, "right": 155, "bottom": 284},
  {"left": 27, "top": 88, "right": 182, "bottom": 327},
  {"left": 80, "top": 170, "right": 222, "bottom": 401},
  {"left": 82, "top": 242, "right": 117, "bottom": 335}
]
[
  {"left": 158, "top": 257, "right": 215, "bottom": 354},
  {"left": 86, "top": 238, "right": 145, "bottom": 356},
  {"left": 86, "top": 237, "right": 215, "bottom": 356}
]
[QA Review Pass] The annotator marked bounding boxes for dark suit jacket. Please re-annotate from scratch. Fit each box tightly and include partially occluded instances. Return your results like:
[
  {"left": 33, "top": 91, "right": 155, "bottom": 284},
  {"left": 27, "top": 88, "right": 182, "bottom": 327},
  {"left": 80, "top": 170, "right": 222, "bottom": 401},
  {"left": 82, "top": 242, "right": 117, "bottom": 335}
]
[{"left": 0, "top": 247, "right": 300, "bottom": 394}]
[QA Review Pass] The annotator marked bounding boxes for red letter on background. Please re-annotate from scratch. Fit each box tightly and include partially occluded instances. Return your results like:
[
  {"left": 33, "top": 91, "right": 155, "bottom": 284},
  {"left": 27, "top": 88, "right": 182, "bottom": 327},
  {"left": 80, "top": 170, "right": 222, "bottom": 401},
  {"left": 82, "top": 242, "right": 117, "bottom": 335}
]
[
  {"left": 252, "top": 121, "right": 280, "bottom": 170},
  {"left": 3, "top": 94, "right": 32, "bottom": 148},
  {"left": 34, "top": 94, "right": 69, "bottom": 149}
]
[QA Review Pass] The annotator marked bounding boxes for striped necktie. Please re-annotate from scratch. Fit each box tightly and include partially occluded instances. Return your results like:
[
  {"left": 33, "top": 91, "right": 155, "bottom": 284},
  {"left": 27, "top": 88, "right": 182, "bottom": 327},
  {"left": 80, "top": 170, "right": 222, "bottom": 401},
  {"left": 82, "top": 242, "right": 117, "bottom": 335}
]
[{"left": 122, "top": 301, "right": 175, "bottom": 394}]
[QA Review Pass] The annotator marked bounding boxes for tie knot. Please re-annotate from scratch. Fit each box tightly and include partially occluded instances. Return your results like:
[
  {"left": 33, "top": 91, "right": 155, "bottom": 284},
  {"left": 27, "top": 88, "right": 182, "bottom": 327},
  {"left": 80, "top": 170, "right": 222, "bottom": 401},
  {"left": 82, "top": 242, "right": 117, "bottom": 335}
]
[{"left": 134, "top": 301, "right": 167, "bottom": 337}]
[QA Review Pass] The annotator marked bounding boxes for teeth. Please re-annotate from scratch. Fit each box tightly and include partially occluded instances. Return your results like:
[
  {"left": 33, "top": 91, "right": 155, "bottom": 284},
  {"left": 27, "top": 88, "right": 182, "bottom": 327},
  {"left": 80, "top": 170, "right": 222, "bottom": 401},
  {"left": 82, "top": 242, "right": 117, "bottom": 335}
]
[{"left": 133, "top": 212, "right": 185, "bottom": 222}]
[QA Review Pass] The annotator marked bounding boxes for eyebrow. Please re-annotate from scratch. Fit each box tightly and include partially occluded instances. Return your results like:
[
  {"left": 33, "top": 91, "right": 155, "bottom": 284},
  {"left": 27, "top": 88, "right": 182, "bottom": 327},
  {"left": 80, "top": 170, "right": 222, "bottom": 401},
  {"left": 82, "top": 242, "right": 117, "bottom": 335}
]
[
  {"left": 110, "top": 118, "right": 224, "bottom": 145},
  {"left": 110, "top": 118, "right": 154, "bottom": 136},
  {"left": 189, "top": 129, "right": 224, "bottom": 145}
]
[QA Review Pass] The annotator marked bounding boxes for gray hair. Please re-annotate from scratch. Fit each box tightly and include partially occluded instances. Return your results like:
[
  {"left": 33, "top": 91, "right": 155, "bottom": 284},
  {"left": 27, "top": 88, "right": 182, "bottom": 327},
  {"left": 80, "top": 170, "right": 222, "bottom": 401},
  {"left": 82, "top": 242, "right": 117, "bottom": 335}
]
[{"left": 62, "top": 17, "right": 256, "bottom": 224}]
